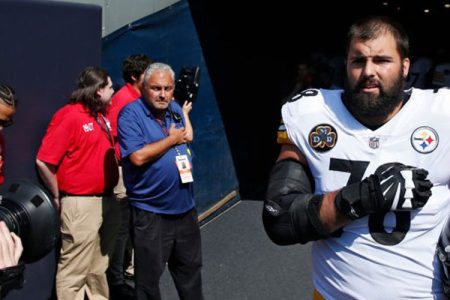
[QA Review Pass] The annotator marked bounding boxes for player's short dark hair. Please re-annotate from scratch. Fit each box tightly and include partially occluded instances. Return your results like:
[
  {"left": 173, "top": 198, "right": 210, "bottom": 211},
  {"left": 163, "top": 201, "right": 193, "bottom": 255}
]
[
  {"left": 122, "top": 54, "right": 154, "bottom": 84},
  {"left": 346, "top": 16, "right": 409, "bottom": 59}
]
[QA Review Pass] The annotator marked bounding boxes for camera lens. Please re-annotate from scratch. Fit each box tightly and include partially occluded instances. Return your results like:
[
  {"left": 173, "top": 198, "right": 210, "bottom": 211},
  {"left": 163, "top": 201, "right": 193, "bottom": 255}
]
[
  {"left": 0, "top": 197, "right": 29, "bottom": 236},
  {"left": 0, "top": 180, "right": 59, "bottom": 263}
]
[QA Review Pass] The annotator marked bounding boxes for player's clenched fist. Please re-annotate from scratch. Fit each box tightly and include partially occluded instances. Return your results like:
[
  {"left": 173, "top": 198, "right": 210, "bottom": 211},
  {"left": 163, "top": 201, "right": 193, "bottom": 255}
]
[{"left": 335, "top": 162, "right": 432, "bottom": 220}]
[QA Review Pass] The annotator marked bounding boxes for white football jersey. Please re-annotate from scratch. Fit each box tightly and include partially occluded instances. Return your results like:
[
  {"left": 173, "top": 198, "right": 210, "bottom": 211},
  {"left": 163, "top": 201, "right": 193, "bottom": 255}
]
[{"left": 282, "top": 88, "right": 450, "bottom": 299}]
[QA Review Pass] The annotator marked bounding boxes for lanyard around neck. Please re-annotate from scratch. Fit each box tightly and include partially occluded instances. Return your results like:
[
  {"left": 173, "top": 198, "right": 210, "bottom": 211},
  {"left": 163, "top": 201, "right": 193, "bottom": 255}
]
[
  {"left": 155, "top": 117, "right": 169, "bottom": 137},
  {"left": 154, "top": 114, "right": 182, "bottom": 156},
  {"left": 95, "top": 114, "right": 114, "bottom": 147}
]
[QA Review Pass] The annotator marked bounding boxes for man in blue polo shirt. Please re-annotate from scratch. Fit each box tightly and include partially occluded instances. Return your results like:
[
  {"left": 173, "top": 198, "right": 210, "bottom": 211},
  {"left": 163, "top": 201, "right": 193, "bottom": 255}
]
[{"left": 117, "top": 62, "right": 203, "bottom": 300}]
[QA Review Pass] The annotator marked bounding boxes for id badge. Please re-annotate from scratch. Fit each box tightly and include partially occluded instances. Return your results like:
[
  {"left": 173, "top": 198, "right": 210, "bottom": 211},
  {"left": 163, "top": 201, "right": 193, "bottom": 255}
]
[{"left": 175, "top": 155, "right": 193, "bottom": 183}]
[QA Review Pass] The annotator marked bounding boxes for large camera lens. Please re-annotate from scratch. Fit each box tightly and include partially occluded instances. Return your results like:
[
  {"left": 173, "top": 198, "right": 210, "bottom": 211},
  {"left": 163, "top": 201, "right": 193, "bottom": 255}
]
[{"left": 0, "top": 180, "right": 59, "bottom": 263}]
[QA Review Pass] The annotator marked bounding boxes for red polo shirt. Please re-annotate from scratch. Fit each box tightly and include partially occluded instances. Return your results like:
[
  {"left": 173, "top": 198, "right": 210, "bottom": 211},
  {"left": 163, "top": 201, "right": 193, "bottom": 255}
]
[
  {"left": 37, "top": 102, "right": 118, "bottom": 194},
  {"left": 107, "top": 83, "right": 140, "bottom": 159}
]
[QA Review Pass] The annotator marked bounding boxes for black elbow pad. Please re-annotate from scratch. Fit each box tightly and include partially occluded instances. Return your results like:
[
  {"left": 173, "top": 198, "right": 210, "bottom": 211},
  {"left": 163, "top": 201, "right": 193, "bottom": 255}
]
[
  {"left": 266, "top": 159, "right": 313, "bottom": 203},
  {"left": 263, "top": 194, "right": 299, "bottom": 245},
  {"left": 263, "top": 159, "right": 329, "bottom": 245},
  {"left": 263, "top": 194, "right": 329, "bottom": 245}
]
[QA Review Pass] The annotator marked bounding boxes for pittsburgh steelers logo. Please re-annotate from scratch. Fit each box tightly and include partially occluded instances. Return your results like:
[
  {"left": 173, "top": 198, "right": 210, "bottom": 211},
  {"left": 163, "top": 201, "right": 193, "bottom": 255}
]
[
  {"left": 309, "top": 124, "right": 337, "bottom": 152},
  {"left": 410, "top": 126, "right": 439, "bottom": 154}
]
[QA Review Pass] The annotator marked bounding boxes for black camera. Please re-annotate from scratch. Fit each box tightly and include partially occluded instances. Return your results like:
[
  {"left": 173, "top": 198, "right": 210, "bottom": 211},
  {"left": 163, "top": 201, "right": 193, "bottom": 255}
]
[
  {"left": 173, "top": 67, "right": 200, "bottom": 104},
  {"left": 0, "top": 180, "right": 59, "bottom": 263}
]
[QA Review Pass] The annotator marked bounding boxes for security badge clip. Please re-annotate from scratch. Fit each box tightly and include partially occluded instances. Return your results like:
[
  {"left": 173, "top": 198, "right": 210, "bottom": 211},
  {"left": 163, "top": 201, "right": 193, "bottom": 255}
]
[{"left": 175, "top": 154, "right": 193, "bottom": 183}]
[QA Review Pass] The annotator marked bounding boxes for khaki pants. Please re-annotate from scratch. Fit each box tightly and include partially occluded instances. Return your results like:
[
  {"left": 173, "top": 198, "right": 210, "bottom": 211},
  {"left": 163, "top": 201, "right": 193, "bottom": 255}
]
[{"left": 56, "top": 195, "right": 120, "bottom": 300}]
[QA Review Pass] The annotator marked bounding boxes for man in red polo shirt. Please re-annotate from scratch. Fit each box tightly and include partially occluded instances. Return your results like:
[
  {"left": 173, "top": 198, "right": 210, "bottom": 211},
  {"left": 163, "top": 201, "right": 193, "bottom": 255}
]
[
  {"left": 36, "top": 67, "right": 120, "bottom": 300},
  {"left": 107, "top": 54, "right": 153, "bottom": 299}
]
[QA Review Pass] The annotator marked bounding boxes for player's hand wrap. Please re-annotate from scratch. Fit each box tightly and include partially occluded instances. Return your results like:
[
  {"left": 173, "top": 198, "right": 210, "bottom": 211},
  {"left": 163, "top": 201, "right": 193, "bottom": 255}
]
[{"left": 334, "top": 162, "right": 432, "bottom": 220}]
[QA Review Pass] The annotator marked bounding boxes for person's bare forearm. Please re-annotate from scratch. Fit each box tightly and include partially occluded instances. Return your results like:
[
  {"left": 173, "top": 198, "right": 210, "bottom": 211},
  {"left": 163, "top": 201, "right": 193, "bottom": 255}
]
[
  {"left": 182, "top": 101, "right": 193, "bottom": 142},
  {"left": 35, "top": 159, "right": 60, "bottom": 209},
  {"left": 129, "top": 135, "right": 177, "bottom": 166}
]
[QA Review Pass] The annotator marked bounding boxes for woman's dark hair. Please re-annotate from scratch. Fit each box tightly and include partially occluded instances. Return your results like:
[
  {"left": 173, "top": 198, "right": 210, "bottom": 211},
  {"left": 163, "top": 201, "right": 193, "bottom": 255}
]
[
  {"left": 69, "top": 66, "right": 110, "bottom": 116},
  {"left": 346, "top": 16, "right": 409, "bottom": 59}
]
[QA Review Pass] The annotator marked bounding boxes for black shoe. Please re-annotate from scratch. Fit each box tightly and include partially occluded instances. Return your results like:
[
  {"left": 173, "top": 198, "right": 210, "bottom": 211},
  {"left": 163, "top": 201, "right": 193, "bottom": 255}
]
[{"left": 110, "top": 283, "right": 135, "bottom": 300}]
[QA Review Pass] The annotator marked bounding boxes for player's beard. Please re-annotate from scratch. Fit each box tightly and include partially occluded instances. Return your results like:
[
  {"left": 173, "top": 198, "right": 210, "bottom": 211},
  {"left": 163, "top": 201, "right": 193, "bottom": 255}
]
[{"left": 343, "top": 69, "right": 405, "bottom": 119}]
